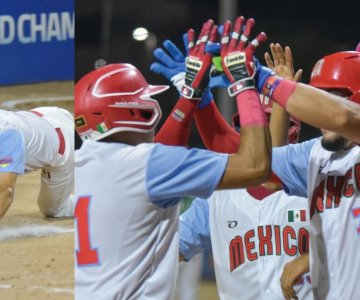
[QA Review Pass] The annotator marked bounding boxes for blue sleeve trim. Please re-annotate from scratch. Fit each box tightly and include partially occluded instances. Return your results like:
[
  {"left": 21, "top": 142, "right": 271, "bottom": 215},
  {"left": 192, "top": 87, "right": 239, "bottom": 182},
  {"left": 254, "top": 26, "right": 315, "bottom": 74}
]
[
  {"left": 0, "top": 129, "right": 25, "bottom": 174},
  {"left": 179, "top": 198, "right": 211, "bottom": 260},
  {"left": 272, "top": 138, "right": 317, "bottom": 197},
  {"left": 146, "top": 144, "right": 228, "bottom": 208}
]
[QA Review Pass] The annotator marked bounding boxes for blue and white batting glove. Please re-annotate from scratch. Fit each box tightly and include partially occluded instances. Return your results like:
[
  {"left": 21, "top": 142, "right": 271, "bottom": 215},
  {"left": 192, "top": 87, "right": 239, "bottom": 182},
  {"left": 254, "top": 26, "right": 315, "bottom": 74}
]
[{"left": 150, "top": 35, "right": 226, "bottom": 109}]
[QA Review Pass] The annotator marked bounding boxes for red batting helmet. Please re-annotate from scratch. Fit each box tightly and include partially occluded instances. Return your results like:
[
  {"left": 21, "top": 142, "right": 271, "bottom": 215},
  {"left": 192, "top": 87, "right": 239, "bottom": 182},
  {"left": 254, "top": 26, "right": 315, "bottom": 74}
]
[
  {"left": 75, "top": 63, "right": 169, "bottom": 141},
  {"left": 232, "top": 95, "right": 301, "bottom": 143},
  {"left": 310, "top": 51, "right": 360, "bottom": 105}
]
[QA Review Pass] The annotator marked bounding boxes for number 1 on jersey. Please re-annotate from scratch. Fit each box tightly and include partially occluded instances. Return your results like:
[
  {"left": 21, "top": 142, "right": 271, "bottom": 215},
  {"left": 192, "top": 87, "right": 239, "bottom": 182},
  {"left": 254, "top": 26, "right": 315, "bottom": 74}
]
[{"left": 75, "top": 196, "right": 100, "bottom": 266}]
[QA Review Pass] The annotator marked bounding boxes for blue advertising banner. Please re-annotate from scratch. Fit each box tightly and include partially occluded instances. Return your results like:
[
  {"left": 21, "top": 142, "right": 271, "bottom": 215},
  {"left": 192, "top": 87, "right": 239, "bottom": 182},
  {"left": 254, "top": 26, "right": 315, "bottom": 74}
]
[{"left": 0, "top": 0, "right": 74, "bottom": 85}]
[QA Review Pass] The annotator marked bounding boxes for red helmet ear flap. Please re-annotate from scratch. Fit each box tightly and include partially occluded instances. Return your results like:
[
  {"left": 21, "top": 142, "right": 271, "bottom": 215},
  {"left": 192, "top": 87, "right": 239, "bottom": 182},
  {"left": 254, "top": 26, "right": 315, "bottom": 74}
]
[{"left": 75, "top": 64, "right": 169, "bottom": 141}]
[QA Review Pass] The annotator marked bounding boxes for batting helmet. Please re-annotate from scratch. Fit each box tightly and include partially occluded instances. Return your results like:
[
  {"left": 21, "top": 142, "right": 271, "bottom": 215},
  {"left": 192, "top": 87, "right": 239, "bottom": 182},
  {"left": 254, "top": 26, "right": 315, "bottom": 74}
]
[
  {"left": 75, "top": 63, "right": 169, "bottom": 141},
  {"left": 232, "top": 95, "right": 301, "bottom": 143},
  {"left": 310, "top": 51, "right": 360, "bottom": 105}
]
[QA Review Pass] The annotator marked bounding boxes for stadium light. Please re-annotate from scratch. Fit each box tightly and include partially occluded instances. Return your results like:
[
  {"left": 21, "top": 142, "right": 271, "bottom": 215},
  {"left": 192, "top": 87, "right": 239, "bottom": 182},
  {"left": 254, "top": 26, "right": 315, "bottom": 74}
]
[{"left": 132, "top": 27, "right": 149, "bottom": 41}]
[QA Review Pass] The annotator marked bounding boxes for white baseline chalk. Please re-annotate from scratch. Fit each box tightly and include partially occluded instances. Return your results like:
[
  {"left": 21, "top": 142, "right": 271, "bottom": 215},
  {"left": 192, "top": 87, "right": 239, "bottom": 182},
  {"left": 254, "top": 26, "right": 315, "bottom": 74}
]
[{"left": 0, "top": 224, "right": 73, "bottom": 241}]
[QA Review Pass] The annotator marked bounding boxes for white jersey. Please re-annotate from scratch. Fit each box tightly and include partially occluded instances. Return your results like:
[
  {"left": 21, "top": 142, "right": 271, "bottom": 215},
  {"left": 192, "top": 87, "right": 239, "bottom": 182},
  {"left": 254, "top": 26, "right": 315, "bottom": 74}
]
[
  {"left": 0, "top": 107, "right": 73, "bottom": 172},
  {"left": 273, "top": 138, "right": 360, "bottom": 300},
  {"left": 75, "top": 140, "right": 227, "bottom": 300},
  {"left": 180, "top": 189, "right": 313, "bottom": 300}
]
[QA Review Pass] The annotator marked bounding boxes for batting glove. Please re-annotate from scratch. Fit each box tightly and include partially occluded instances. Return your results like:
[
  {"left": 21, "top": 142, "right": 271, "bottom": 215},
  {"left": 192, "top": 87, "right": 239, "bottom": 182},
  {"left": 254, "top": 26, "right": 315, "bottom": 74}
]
[
  {"left": 180, "top": 19, "right": 218, "bottom": 100},
  {"left": 220, "top": 16, "right": 267, "bottom": 97},
  {"left": 150, "top": 37, "right": 212, "bottom": 108}
]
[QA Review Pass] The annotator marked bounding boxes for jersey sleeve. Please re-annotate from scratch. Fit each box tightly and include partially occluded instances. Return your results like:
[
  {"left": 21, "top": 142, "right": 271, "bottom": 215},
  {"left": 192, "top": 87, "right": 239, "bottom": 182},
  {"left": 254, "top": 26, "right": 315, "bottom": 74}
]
[
  {"left": 272, "top": 138, "right": 317, "bottom": 197},
  {"left": 179, "top": 198, "right": 211, "bottom": 260},
  {"left": 0, "top": 128, "right": 26, "bottom": 174},
  {"left": 146, "top": 144, "right": 228, "bottom": 207}
]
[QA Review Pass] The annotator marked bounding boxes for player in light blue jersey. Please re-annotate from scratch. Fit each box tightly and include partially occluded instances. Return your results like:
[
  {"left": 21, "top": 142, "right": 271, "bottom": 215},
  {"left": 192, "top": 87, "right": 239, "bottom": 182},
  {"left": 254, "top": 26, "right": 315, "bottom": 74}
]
[{"left": 74, "top": 17, "right": 272, "bottom": 300}]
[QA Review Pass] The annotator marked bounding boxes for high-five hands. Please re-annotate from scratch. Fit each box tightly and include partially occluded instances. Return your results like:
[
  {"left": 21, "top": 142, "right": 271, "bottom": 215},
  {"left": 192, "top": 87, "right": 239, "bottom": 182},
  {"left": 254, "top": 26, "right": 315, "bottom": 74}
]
[
  {"left": 220, "top": 17, "right": 267, "bottom": 97},
  {"left": 180, "top": 19, "right": 218, "bottom": 99},
  {"left": 264, "top": 43, "right": 302, "bottom": 82}
]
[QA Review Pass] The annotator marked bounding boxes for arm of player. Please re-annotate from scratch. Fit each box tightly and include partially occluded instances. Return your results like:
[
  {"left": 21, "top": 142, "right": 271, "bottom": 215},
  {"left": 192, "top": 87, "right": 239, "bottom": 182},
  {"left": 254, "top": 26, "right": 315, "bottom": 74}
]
[
  {"left": 285, "top": 85, "right": 360, "bottom": 143},
  {"left": 179, "top": 198, "right": 211, "bottom": 261},
  {"left": 194, "top": 42, "right": 301, "bottom": 153},
  {"left": 216, "top": 17, "right": 271, "bottom": 189},
  {"left": 146, "top": 18, "right": 271, "bottom": 206},
  {"left": 257, "top": 43, "right": 360, "bottom": 143},
  {"left": 195, "top": 101, "right": 239, "bottom": 153},
  {"left": 0, "top": 172, "right": 17, "bottom": 220},
  {"left": 280, "top": 253, "right": 310, "bottom": 300},
  {"left": 265, "top": 43, "right": 302, "bottom": 147},
  {"left": 154, "top": 97, "right": 197, "bottom": 146},
  {"left": 153, "top": 20, "right": 218, "bottom": 146},
  {"left": 151, "top": 38, "right": 195, "bottom": 146}
]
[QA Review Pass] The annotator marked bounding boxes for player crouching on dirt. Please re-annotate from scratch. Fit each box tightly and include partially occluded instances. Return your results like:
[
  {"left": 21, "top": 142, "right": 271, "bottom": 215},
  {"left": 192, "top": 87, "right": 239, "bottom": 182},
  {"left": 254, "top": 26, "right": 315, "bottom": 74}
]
[{"left": 0, "top": 107, "right": 74, "bottom": 220}]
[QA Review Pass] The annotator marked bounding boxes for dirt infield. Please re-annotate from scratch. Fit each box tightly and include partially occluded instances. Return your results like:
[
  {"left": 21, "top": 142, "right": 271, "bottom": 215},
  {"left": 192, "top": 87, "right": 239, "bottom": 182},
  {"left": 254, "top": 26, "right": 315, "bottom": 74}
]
[{"left": 0, "top": 82, "right": 74, "bottom": 300}]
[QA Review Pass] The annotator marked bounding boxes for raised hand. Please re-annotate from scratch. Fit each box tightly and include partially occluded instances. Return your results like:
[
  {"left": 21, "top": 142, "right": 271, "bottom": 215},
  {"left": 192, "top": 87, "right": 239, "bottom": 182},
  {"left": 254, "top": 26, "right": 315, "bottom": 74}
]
[
  {"left": 180, "top": 19, "right": 218, "bottom": 99},
  {"left": 264, "top": 43, "right": 302, "bottom": 81},
  {"left": 220, "top": 16, "right": 267, "bottom": 97},
  {"left": 150, "top": 39, "right": 186, "bottom": 81}
]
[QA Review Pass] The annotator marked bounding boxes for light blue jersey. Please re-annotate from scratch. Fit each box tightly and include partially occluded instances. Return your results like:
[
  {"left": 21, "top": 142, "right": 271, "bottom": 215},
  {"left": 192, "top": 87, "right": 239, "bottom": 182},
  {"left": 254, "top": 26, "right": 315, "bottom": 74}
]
[
  {"left": 0, "top": 128, "right": 26, "bottom": 174},
  {"left": 272, "top": 138, "right": 318, "bottom": 197},
  {"left": 272, "top": 137, "right": 360, "bottom": 299},
  {"left": 75, "top": 140, "right": 228, "bottom": 300}
]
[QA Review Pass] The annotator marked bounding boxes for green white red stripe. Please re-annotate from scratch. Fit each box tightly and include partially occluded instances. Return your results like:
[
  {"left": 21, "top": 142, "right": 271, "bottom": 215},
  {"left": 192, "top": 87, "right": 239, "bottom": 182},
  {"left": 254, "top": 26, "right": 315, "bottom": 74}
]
[{"left": 288, "top": 209, "right": 306, "bottom": 222}]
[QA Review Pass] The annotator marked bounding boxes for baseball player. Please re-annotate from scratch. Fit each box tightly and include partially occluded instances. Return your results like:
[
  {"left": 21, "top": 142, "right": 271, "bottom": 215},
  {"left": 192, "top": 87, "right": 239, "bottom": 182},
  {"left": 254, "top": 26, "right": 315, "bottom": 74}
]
[
  {"left": 190, "top": 46, "right": 360, "bottom": 299},
  {"left": 151, "top": 37, "right": 313, "bottom": 299},
  {"left": 270, "top": 51, "right": 360, "bottom": 300},
  {"left": 74, "top": 17, "right": 272, "bottom": 299},
  {"left": 0, "top": 106, "right": 74, "bottom": 220},
  {"left": 192, "top": 48, "right": 360, "bottom": 300},
  {"left": 180, "top": 184, "right": 312, "bottom": 300}
]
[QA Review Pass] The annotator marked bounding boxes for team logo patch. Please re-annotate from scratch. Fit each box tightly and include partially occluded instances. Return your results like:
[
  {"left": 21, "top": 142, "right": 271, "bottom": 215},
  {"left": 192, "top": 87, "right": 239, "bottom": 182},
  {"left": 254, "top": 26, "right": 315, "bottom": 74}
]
[
  {"left": 224, "top": 52, "right": 245, "bottom": 67},
  {"left": 0, "top": 156, "right": 13, "bottom": 168},
  {"left": 185, "top": 57, "right": 202, "bottom": 71},
  {"left": 171, "top": 109, "right": 185, "bottom": 122},
  {"left": 287, "top": 209, "right": 307, "bottom": 223},
  {"left": 75, "top": 116, "right": 87, "bottom": 128},
  {"left": 96, "top": 122, "right": 108, "bottom": 133}
]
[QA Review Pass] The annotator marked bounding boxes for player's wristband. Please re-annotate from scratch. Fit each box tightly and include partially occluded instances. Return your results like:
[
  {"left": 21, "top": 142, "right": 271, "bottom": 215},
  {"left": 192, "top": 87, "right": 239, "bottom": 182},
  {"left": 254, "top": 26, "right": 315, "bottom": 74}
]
[
  {"left": 236, "top": 90, "right": 268, "bottom": 127},
  {"left": 227, "top": 78, "right": 255, "bottom": 97},
  {"left": 261, "top": 76, "right": 297, "bottom": 108},
  {"left": 171, "top": 72, "right": 186, "bottom": 93}
]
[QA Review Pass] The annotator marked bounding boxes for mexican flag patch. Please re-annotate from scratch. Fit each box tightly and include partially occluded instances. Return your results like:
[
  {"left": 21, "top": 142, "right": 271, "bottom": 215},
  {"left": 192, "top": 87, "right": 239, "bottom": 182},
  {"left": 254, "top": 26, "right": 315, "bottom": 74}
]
[
  {"left": 288, "top": 209, "right": 306, "bottom": 223},
  {"left": 96, "top": 122, "right": 108, "bottom": 133},
  {"left": 171, "top": 109, "right": 185, "bottom": 122}
]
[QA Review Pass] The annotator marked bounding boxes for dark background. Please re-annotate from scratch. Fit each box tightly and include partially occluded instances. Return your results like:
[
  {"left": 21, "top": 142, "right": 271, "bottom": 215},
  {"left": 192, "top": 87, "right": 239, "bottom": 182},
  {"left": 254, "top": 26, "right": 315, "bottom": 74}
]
[{"left": 76, "top": 0, "right": 360, "bottom": 147}]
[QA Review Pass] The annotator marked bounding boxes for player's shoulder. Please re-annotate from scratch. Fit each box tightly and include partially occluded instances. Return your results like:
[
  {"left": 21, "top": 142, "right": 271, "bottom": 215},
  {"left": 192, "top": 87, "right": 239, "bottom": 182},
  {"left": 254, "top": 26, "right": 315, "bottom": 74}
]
[{"left": 76, "top": 140, "right": 155, "bottom": 162}]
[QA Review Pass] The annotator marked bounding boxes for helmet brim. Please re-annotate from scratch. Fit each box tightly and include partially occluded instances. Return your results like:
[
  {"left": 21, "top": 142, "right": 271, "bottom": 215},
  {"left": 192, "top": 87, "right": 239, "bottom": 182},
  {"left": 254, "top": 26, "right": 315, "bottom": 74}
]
[{"left": 142, "top": 85, "right": 170, "bottom": 97}]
